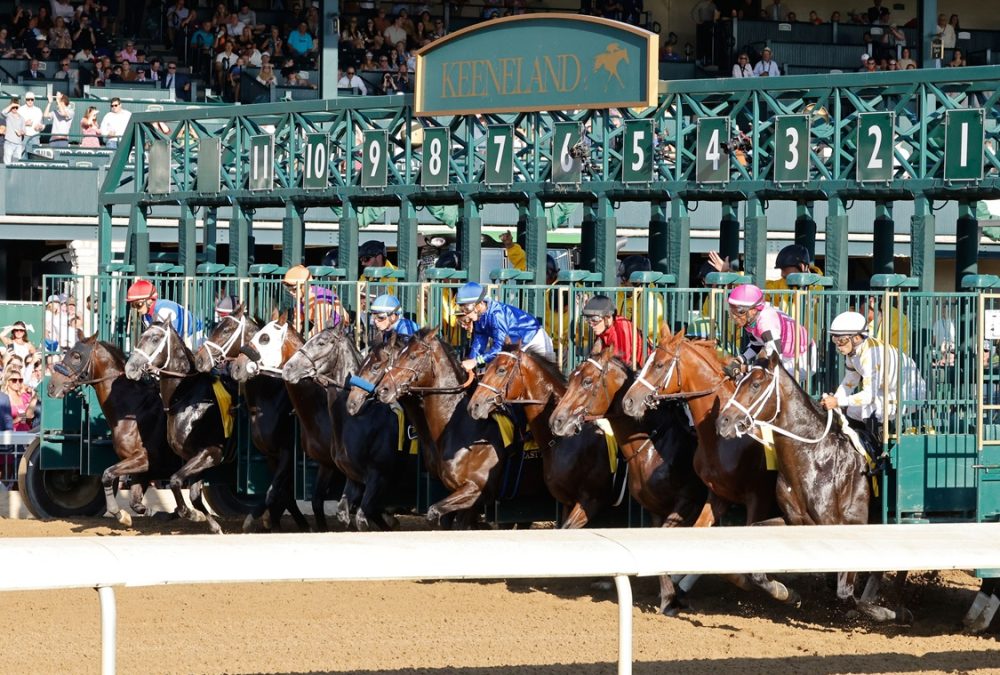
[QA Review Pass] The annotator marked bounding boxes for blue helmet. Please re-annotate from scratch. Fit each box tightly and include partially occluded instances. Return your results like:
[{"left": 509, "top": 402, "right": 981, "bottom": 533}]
[
  {"left": 370, "top": 294, "right": 401, "bottom": 314},
  {"left": 455, "top": 282, "right": 488, "bottom": 306}
]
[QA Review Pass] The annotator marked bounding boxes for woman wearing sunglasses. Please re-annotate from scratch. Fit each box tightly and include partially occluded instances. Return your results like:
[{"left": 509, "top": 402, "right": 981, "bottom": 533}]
[
  {"left": 725, "top": 283, "right": 815, "bottom": 381},
  {"left": 2, "top": 365, "right": 36, "bottom": 431},
  {"left": 1, "top": 320, "right": 37, "bottom": 364}
]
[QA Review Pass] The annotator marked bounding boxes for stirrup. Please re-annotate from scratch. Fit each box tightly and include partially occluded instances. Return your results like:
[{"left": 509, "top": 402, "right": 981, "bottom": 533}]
[{"left": 864, "top": 452, "right": 890, "bottom": 477}]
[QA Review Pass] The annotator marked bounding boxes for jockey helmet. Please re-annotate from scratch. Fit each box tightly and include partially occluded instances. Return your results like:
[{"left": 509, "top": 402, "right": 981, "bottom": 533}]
[
  {"left": 727, "top": 283, "right": 765, "bottom": 308},
  {"left": 455, "top": 282, "right": 488, "bottom": 308},
  {"left": 126, "top": 279, "right": 157, "bottom": 302},
  {"left": 435, "top": 250, "right": 460, "bottom": 269},
  {"left": 283, "top": 265, "right": 311, "bottom": 285},
  {"left": 215, "top": 295, "right": 240, "bottom": 316},
  {"left": 830, "top": 311, "right": 868, "bottom": 337},
  {"left": 619, "top": 255, "right": 651, "bottom": 282},
  {"left": 546, "top": 254, "right": 559, "bottom": 276},
  {"left": 359, "top": 240, "right": 387, "bottom": 261},
  {"left": 774, "top": 244, "right": 812, "bottom": 269},
  {"left": 581, "top": 295, "right": 615, "bottom": 318},
  {"left": 370, "top": 294, "right": 401, "bottom": 314},
  {"left": 321, "top": 248, "right": 339, "bottom": 267},
  {"left": 695, "top": 260, "right": 716, "bottom": 284}
]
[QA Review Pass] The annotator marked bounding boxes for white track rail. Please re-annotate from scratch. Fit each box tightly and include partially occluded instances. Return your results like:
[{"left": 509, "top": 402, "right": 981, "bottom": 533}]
[{"left": 1, "top": 523, "right": 998, "bottom": 675}]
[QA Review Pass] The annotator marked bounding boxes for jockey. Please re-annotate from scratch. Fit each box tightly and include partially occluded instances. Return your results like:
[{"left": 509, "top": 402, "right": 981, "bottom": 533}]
[
  {"left": 283, "top": 265, "right": 345, "bottom": 334},
  {"left": 821, "top": 311, "right": 925, "bottom": 439},
  {"left": 726, "top": 283, "right": 815, "bottom": 380},
  {"left": 126, "top": 279, "right": 195, "bottom": 336},
  {"left": 214, "top": 295, "right": 240, "bottom": 321},
  {"left": 543, "top": 254, "right": 570, "bottom": 356},
  {"left": 454, "top": 281, "right": 554, "bottom": 371},
  {"left": 581, "top": 294, "right": 646, "bottom": 365},
  {"left": 369, "top": 294, "right": 418, "bottom": 341}
]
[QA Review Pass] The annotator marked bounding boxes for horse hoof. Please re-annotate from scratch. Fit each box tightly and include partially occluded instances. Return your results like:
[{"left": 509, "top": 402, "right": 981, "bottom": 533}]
[
  {"left": 426, "top": 508, "right": 440, "bottom": 523},
  {"left": 116, "top": 511, "right": 133, "bottom": 528},
  {"left": 660, "top": 599, "right": 685, "bottom": 617},
  {"left": 896, "top": 607, "right": 914, "bottom": 626},
  {"left": 261, "top": 510, "right": 272, "bottom": 530},
  {"left": 131, "top": 504, "right": 147, "bottom": 516},
  {"left": 385, "top": 514, "right": 400, "bottom": 530},
  {"left": 590, "top": 580, "right": 613, "bottom": 592},
  {"left": 242, "top": 514, "right": 256, "bottom": 533},
  {"left": 208, "top": 520, "right": 223, "bottom": 535},
  {"left": 785, "top": 589, "right": 802, "bottom": 609},
  {"left": 152, "top": 511, "right": 179, "bottom": 523},
  {"left": 187, "top": 509, "right": 207, "bottom": 523}
]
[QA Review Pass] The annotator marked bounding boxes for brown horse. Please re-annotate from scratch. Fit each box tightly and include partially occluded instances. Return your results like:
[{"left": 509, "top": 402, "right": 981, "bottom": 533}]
[
  {"left": 618, "top": 327, "right": 800, "bottom": 607},
  {"left": 467, "top": 345, "right": 624, "bottom": 528},
  {"left": 716, "top": 351, "right": 909, "bottom": 622},
  {"left": 548, "top": 347, "right": 708, "bottom": 614},
  {"left": 371, "top": 328, "right": 511, "bottom": 529},
  {"left": 47, "top": 335, "right": 181, "bottom": 526}
]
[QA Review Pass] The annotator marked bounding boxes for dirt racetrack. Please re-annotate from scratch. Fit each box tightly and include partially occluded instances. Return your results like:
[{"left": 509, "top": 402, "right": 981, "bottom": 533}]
[{"left": 1, "top": 515, "right": 998, "bottom": 675}]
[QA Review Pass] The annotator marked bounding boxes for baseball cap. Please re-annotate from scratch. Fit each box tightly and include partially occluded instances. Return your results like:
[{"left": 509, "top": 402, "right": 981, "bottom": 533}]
[{"left": 25, "top": 92, "right": 34, "bottom": 100}]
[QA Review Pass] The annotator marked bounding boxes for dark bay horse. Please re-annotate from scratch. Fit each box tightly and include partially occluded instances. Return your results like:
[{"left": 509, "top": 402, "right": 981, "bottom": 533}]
[
  {"left": 549, "top": 347, "right": 708, "bottom": 614},
  {"left": 467, "top": 345, "right": 623, "bottom": 528},
  {"left": 47, "top": 335, "right": 181, "bottom": 527},
  {"left": 124, "top": 319, "right": 232, "bottom": 534},
  {"left": 197, "top": 309, "right": 309, "bottom": 533},
  {"left": 618, "top": 327, "right": 799, "bottom": 607},
  {"left": 372, "top": 328, "right": 512, "bottom": 529},
  {"left": 716, "top": 350, "right": 909, "bottom": 622},
  {"left": 283, "top": 325, "right": 402, "bottom": 531}
]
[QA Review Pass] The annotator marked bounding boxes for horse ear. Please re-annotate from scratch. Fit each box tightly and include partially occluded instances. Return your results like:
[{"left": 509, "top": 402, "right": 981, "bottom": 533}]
[
  {"left": 270, "top": 306, "right": 280, "bottom": 322},
  {"left": 388, "top": 331, "right": 397, "bottom": 349},
  {"left": 77, "top": 329, "right": 88, "bottom": 344},
  {"left": 276, "top": 310, "right": 287, "bottom": 326},
  {"left": 676, "top": 326, "right": 687, "bottom": 340},
  {"left": 424, "top": 326, "right": 439, "bottom": 340},
  {"left": 600, "top": 346, "right": 614, "bottom": 364},
  {"left": 233, "top": 303, "right": 245, "bottom": 317},
  {"left": 658, "top": 321, "right": 672, "bottom": 343},
  {"left": 768, "top": 350, "right": 781, "bottom": 368}
]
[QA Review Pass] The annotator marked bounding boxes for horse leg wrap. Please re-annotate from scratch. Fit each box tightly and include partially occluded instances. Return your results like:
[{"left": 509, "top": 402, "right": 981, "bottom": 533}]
[
  {"left": 970, "top": 594, "right": 1000, "bottom": 633},
  {"left": 678, "top": 574, "right": 700, "bottom": 594},
  {"left": 963, "top": 591, "right": 990, "bottom": 628}
]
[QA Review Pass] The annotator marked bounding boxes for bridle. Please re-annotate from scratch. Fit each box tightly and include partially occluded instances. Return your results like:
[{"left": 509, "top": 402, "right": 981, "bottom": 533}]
[
  {"left": 381, "top": 339, "right": 474, "bottom": 400},
  {"left": 52, "top": 343, "right": 116, "bottom": 390},
  {"left": 201, "top": 313, "right": 247, "bottom": 369},
  {"left": 721, "top": 364, "right": 833, "bottom": 444},
  {"left": 474, "top": 350, "right": 552, "bottom": 408},
  {"left": 557, "top": 357, "right": 617, "bottom": 426},
  {"left": 630, "top": 342, "right": 728, "bottom": 409},
  {"left": 129, "top": 325, "right": 191, "bottom": 378},
  {"left": 240, "top": 322, "right": 289, "bottom": 378}
]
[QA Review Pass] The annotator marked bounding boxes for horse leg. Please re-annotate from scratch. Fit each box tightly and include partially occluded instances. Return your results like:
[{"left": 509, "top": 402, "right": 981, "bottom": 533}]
[
  {"left": 336, "top": 481, "right": 362, "bottom": 529},
  {"left": 128, "top": 482, "right": 147, "bottom": 516},
  {"left": 854, "top": 572, "right": 897, "bottom": 622},
  {"left": 188, "top": 479, "right": 224, "bottom": 535},
  {"left": 426, "top": 481, "right": 482, "bottom": 525},
  {"left": 169, "top": 449, "right": 224, "bottom": 534},
  {"left": 965, "top": 578, "right": 1000, "bottom": 633},
  {"left": 101, "top": 455, "right": 151, "bottom": 527},
  {"left": 560, "top": 502, "right": 590, "bottom": 529},
  {"left": 311, "top": 466, "right": 336, "bottom": 533},
  {"left": 356, "top": 471, "right": 391, "bottom": 532}
]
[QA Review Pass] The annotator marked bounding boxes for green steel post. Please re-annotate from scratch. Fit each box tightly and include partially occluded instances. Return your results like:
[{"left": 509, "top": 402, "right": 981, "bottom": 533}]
[
  {"left": 826, "top": 194, "right": 849, "bottom": 290},
  {"left": 338, "top": 200, "right": 360, "bottom": 283},
  {"left": 516, "top": 204, "right": 528, "bottom": 250},
  {"left": 397, "top": 196, "right": 418, "bottom": 283},
  {"left": 229, "top": 202, "right": 251, "bottom": 277},
  {"left": 648, "top": 200, "right": 668, "bottom": 273},
  {"left": 911, "top": 193, "right": 936, "bottom": 291},
  {"left": 459, "top": 198, "right": 482, "bottom": 282},
  {"left": 580, "top": 202, "right": 597, "bottom": 272},
  {"left": 744, "top": 196, "right": 767, "bottom": 284},
  {"left": 98, "top": 204, "right": 113, "bottom": 271},
  {"left": 720, "top": 201, "right": 740, "bottom": 264},
  {"left": 794, "top": 201, "right": 816, "bottom": 258},
  {"left": 596, "top": 194, "right": 618, "bottom": 287},
  {"left": 178, "top": 202, "right": 197, "bottom": 276},
  {"left": 956, "top": 201, "right": 979, "bottom": 289},
  {"left": 129, "top": 205, "right": 149, "bottom": 276},
  {"left": 525, "top": 195, "right": 548, "bottom": 317},
  {"left": 204, "top": 207, "right": 218, "bottom": 264},
  {"left": 282, "top": 202, "right": 305, "bottom": 268},
  {"left": 920, "top": 0, "right": 939, "bottom": 69},
  {"left": 668, "top": 199, "right": 690, "bottom": 286},
  {"left": 322, "top": 1, "right": 339, "bottom": 98},
  {"left": 873, "top": 202, "right": 895, "bottom": 276}
]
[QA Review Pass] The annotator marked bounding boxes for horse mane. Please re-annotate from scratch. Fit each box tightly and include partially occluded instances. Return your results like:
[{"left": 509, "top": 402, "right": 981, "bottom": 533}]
[
  {"left": 608, "top": 355, "right": 635, "bottom": 377},
  {"left": 414, "top": 327, "right": 466, "bottom": 373},
  {"left": 512, "top": 346, "right": 566, "bottom": 385},
  {"left": 98, "top": 340, "right": 128, "bottom": 364},
  {"left": 682, "top": 338, "right": 730, "bottom": 370}
]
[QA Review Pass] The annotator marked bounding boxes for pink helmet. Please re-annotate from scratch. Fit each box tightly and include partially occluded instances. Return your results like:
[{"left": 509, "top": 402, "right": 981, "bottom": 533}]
[{"left": 727, "top": 283, "right": 764, "bottom": 308}]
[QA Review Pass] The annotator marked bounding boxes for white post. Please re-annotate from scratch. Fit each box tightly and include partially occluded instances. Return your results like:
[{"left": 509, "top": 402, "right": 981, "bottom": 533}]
[
  {"left": 96, "top": 585, "right": 117, "bottom": 675},
  {"left": 614, "top": 575, "right": 632, "bottom": 675}
]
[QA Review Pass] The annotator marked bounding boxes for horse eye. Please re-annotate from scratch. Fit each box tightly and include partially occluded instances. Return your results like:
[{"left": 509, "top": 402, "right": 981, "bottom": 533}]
[
  {"left": 497, "top": 367, "right": 506, "bottom": 375},
  {"left": 653, "top": 362, "right": 662, "bottom": 370},
  {"left": 583, "top": 378, "right": 593, "bottom": 388},
  {"left": 72, "top": 353, "right": 80, "bottom": 361},
  {"left": 259, "top": 334, "right": 270, "bottom": 345},
  {"left": 751, "top": 382, "right": 760, "bottom": 391}
]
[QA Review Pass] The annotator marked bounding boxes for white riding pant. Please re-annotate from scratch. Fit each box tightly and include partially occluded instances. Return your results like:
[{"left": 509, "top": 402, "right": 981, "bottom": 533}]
[{"left": 522, "top": 328, "right": 555, "bottom": 361}]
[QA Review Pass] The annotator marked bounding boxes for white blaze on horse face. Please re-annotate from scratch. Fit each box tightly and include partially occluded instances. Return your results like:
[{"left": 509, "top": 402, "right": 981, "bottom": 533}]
[{"left": 251, "top": 321, "right": 289, "bottom": 370}]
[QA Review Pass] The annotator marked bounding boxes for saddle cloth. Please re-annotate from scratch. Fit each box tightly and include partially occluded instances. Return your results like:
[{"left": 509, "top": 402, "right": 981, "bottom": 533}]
[
  {"left": 392, "top": 406, "right": 419, "bottom": 455},
  {"left": 593, "top": 418, "right": 621, "bottom": 475},
  {"left": 211, "top": 378, "right": 235, "bottom": 440}
]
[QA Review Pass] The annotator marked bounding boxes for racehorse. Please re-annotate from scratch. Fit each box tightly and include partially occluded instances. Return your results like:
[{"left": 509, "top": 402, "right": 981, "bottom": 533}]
[
  {"left": 196, "top": 309, "right": 309, "bottom": 532},
  {"left": 716, "top": 350, "right": 910, "bottom": 623},
  {"left": 47, "top": 334, "right": 181, "bottom": 527},
  {"left": 283, "top": 324, "right": 402, "bottom": 531},
  {"left": 548, "top": 347, "right": 708, "bottom": 614},
  {"left": 124, "top": 319, "right": 233, "bottom": 534},
  {"left": 467, "top": 345, "right": 623, "bottom": 528},
  {"left": 618, "top": 327, "right": 800, "bottom": 608},
  {"left": 372, "top": 328, "right": 512, "bottom": 529}
]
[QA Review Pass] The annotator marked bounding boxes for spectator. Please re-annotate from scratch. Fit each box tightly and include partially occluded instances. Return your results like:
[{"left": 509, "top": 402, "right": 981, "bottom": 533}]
[
  {"left": 19, "top": 92, "right": 44, "bottom": 153},
  {"left": 2, "top": 98, "right": 25, "bottom": 164},
  {"left": 936, "top": 13, "right": 955, "bottom": 49},
  {"left": 237, "top": 3, "right": 258, "bottom": 30},
  {"left": 786, "top": 11, "right": 797, "bottom": 21},
  {"left": 166, "top": 0, "right": 194, "bottom": 50},
  {"left": 118, "top": 40, "right": 139, "bottom": 63},
  {"left": 753, "top": 47, "right": 780, "bottom": 76},
  {"left": 256, "top": 63, "right": 276, "bottom": 86},
  {"left": 165, "top": 61, "right": 191, "bottom": 100},
  {"left": 75, "top": 45, "right": 95, "bottom": 62},
  {"left": 338, "top": 66, "right": 368, "bottom": 94},
  {"left": 1, "top": 321, "right": 37, "bottom": 366},
  {"left": 284, "top": 71, "right": 318, "bottom": 90},
  {"left": 44, "top": 93, "right": 74, "bottom": 147},
  {"left": 866, "top": 0, "right": 883, "bottom": 24},
  {"left": 830, "top": 10, "right": 841, "bottom": 23},
  {"left": 19, "top": 58, "right": 44, "bottom": 81},
  {"left": 51, "top": 0, "right": 76, "bottom": 22},
  {"left": 79, "top": 106, "right": 101, "bottom": 147},
  {"left": 263, "top": 25, "right": 284, "bottom": 59},
  {"left": 376, "top": 53, "right": 391, "bottom": 70},
  {"left": 287, "top": 21, "right": 314, "bottom": 65},
  {"left": 225, "top": 13, "right": 246, "bottom": 39},
  {"left": 342, "top": 16, "right": 363, "bottom": 42},
  {"left": 661, "top": 44, "right": 681, "bottom": 62},
  {"left": 732, "top": 52, "right": 755, "bottom": 77},
  {"left": 99, "top": 97, "right": 130, "bottom": 149},
  {"left": 53, "top": 58, "right": 76, "bottom": 95},
  {"left": 884, "top": 57, "right": 898, "bottom": 71},
  {"left": 2, "top": 365, "right": 36, "bottom": 432},
  {"left": 949, "top": 14, "right": 960, "bottom": 34},
  {"left": 119, "top": 59, "right": 139, "bottom": 82},
  {"left": 0, "top": 371, "right": 13, "bottom": 432},
  {"left": 863, "top": 55, "right": 878, "bottom": 72},
  {"left": 215, "top": 40, "right": 238, "bottom": 90},
  {"left": 49, "top": 16, "right": 72, "bottom": 53},
  {"left": 808, "top": 10, "right": 821, "bottom": 24},
  {"left": 225, "top": 56, "right": 245, "bottom": 102},
  {"left": 691, "top": 0, "right": 717, "bottom": 63},
  {"left": 391, "top": 40, "right": 410, "bottom": 69},
  {"left": 43, "top": 294, "right": 63, "bottom": 352},
  {"left": 948, "top": 48, "right": 966, "bottom": 68},
  {"left": 765, "top": 0, "right": 788, "bottom": 21},
  {"left": 359, "top": 50, "right": 378, "bottom": 71},
  {"left": 385, "top": 63, "right": 411, "bottom": 94},
  {"left": 71, "top": 14, "right": 96, "bottom": 52},
  {"left": 373, "top": 7, "right": 390, "bottom": 34},
  {"left": 383, "top": 15, "right": 407, "bottom": 48},
  {"left": 897, "top": 46, "right": 916, "bottom": 70}
]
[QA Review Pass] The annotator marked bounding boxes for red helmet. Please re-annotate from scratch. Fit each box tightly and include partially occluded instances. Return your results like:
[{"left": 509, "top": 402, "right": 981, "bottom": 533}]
[{"left": 126, "top": 279, "right": 158, "bottom": 302}]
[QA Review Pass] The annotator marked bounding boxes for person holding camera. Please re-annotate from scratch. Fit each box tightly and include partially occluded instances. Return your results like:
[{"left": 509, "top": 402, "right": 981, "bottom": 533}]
[{"left": 383, "top": 63, "right": 410, "bottom": 94}]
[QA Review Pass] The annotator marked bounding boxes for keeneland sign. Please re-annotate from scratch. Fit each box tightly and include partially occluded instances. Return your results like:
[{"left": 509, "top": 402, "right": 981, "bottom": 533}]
[{"left": 414, "top": 14, "right": 657, "bottom": 116}]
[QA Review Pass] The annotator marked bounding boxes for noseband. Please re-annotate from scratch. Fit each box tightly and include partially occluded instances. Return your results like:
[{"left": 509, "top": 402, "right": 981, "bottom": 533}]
[
  {"left": 201, "top": 314, "right": 247, "bottom": 369},
  {"left": 722, "top": 364, "right": 833, "bottom": 444},
  {"left": 130, "top": 325, "right": 191, "bottom": 378},
  {"left": 630, "top": 343, "right": 727, "bottom": 408},
  {"left": 474, "top": 351, "right": 551, "bottom": 407}
]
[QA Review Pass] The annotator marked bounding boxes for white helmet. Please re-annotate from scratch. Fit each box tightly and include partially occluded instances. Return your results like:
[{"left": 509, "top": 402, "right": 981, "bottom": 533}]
[{"left": 830, "top": 311, "right": 867, "bottom": 336}]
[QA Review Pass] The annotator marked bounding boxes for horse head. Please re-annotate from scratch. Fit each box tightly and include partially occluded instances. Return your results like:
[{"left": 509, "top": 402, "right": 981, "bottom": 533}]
[
  {"left": 231, "top": 313, "right": 301, "bottom": 383},
  {"left": 468, "top": 347, "right": 525, "bottom": 420},
  {"left": 194, "top": 303, "right": 255, "bottom": 373},
  {"left": 49, "top": 332, "right": 105, "bottom": 398},
  {"left": 125, "top": 319, "right": 190, "bottom": 380},
  {"left": 622, "top": 323, "right": 685, "bottom": 418},
  {"left": 717, "top": 351, "right": 783, "bottom": 439},
  {"left": 376, "top": 327, "right": 456, "bottom": 404},
  {"left": 282, "top": 321, "right": 359, "bottom": 386},
  {"left": 346, "top": 333, "right": 407, "bottom": 416},
  {"left": 550, "top": 347, "right": 628, "bottom": 437}
]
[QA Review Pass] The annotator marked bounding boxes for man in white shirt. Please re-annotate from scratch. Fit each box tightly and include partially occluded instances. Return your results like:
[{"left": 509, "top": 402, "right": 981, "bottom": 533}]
[
  {"left": 384, "top": 16, "right": 407, "bottom": 47},
  {"left": 19, "top": 91, "right": 44, "bottom": 153},
  {"left": 99, "top": 98, "right": 131, "bottom": 149},
  {"left": 753, "top": 47, "right": 781, "bottom": 77},
  {"left": 215, "top": 41, "right": 238, "bottom": 90},
  {"left": 337, "top": 67, "right": 368, "bottom": 95},
  {"left": 225, "top": 13, "right": 246, "bottom": 38}
]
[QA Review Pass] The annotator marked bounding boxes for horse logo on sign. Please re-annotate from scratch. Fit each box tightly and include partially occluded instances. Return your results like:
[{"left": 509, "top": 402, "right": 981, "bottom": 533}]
[{"left": 594, "top": 43, "right": 629, "bottom": 89}]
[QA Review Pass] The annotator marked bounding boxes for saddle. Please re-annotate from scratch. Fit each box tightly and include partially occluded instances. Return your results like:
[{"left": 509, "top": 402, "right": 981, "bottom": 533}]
[{"left": 836, "top": 411, "right": 884, "bottom": 496}]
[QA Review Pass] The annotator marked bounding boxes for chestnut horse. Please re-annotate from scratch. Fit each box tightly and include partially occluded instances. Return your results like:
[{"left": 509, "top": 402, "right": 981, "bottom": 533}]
[
  {"left": 284, "top": 324, "right": 403, "bottom": 531},
  {"left": 124, "top": 320, "right": 233, "bottom": 534},
  {"left": 48, "top": 335, "right": 181, "bottom": 526},
  {"left": 197, "top": 310, "right": 309, "bottom": 532},
  {"left": 372, "top": 328, "right": 512, "bottom": 529},
  {"left": 716, "top": 351, "right": 909, "bottom": 622},
  {"left": 467, "top": 345, "right": 625, "bottom": 528},
  {"left": 619, "top": 327, "right": 800, "bottom": 607},
  {"left": 549, "top": 347, "right": 707, "bottom": 614}
]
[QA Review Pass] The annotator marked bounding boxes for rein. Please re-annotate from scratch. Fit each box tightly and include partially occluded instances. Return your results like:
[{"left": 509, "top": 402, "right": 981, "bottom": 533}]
[
  {"left": 201, "top": 314, "right": 247, "bottom": 368},
  {"left": 632, "top": 344, "right": 728, "bottom": 402},
  {"left": 722, "top": 364, "right": 834, "bottom": 445},
  {"left": 474, "top": 351, "right": 552, "bottom": 406},
  {"left": 409, "top": 368, "right": 475, "bottom": 394},
  {"left": 130, "top": 325, "right": 194, "bottom": 379},
  {"left": 52, "top": 346, "right": 117, "bottom": 389}
]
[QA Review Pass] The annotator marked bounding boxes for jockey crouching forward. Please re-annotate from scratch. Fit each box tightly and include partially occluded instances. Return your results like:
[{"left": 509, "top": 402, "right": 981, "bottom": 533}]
[
  {"left": 370, "top": 294, "right": 418, "bottom": 342},
  {"left": 454, "top": 282, "right": 554, "bottom": 372},
  {"left": 726, "top": 283, "right": 815, "bottom": 380}
]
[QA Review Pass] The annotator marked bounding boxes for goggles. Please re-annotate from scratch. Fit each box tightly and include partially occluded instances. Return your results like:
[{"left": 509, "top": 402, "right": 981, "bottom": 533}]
[{"left": 831, "top": 335, "right": 855, "bottom": 346}]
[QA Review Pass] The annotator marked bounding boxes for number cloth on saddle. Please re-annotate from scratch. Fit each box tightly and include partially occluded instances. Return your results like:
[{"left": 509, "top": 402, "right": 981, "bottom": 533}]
[
  {"left": 392, "top": 406, "right": 419, "bottom": 455},
  {"left": 211, "top": 378, "right": 235, "bottom": 439},
  {"left": 594, "top": 418, "right": 621, "bottom": 474}
]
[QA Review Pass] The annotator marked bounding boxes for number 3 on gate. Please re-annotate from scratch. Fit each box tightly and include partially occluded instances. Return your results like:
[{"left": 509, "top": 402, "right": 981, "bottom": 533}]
[{"left": 773, "top": 115, "right": 809, "bottom": 183}]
